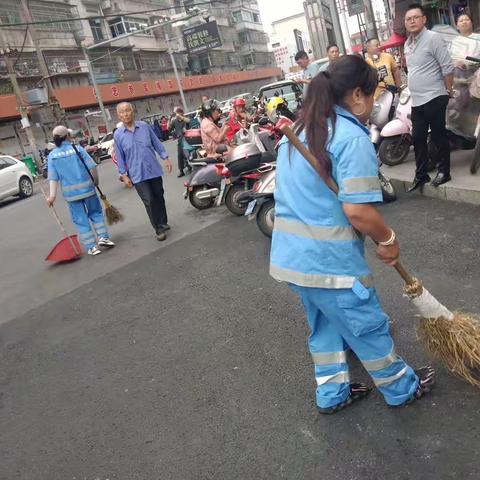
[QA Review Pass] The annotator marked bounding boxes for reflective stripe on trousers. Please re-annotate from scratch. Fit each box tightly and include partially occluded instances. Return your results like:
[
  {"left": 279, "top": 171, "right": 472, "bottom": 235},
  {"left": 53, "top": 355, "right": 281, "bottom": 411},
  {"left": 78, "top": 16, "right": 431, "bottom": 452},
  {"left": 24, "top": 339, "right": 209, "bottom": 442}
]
[
  {"left": 68, "top": 195, "right": 108, "bottom": 250},
  {"left": 291, "top": 284, "right": 419, "bottom": 408}
]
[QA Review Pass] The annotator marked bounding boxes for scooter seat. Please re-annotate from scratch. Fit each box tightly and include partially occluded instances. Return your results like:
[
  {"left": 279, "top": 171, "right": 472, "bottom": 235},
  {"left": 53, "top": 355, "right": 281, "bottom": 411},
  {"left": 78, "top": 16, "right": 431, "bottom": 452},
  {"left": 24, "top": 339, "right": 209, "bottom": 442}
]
[{"left": 189, "top": 157, "right": 222, "bottom": 167}]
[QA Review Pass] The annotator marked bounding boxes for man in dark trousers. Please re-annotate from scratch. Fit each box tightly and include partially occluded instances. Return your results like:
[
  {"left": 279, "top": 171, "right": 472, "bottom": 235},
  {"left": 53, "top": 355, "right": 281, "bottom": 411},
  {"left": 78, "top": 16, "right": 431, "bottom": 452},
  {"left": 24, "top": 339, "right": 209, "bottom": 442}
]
[
  {"left": 114, "top": 102, "right": 173, "bottom": 241},
  {"left": 169, "top": 106, "right": 191, "bottom": 177},
  {"left": 404, "top": 3, "right": 454, "bottom": 190}
]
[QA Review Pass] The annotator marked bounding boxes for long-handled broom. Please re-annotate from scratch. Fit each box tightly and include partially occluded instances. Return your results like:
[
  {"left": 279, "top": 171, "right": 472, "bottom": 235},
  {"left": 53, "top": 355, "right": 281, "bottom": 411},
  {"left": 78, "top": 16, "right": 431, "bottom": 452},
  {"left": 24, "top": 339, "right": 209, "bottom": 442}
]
[
  {"left": 72, "top": 144, "right": 124, "bottom": 225},
  {"left": 281, "top": 124, "right": 480, "bottom": 387}
]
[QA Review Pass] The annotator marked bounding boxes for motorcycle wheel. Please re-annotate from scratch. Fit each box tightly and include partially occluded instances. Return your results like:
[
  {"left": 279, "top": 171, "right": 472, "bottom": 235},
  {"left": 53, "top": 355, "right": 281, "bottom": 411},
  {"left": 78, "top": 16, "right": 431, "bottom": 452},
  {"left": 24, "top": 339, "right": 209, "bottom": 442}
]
[
  {"left": 378, "top": 170, "right": 396, "bottom": 203},
  {"left": 256, "top": 198, "right": 275, "bottom": 238},
  {"left": 470, "top": 136, "right": 480, "bottom": 174},
  {"left": 188, "top": 186, "right": 215, "bottom": 210},
  {"left": 225, "top": 184, "right": 248, "bottom": 216},
  {"left": 378, "top": 137, "right": 410, "bottom": 166}
]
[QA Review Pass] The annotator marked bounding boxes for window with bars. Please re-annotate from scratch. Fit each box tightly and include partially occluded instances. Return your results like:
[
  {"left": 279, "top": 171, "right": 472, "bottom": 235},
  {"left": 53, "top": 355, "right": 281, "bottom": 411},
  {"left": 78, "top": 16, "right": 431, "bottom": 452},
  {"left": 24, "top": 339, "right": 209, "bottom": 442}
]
[
  {"left": 29, "top": 0, "right": 79, "bottom": 32},
  {"left": 89, "top": 19, "right": 105, "bottom": 42},
  {"left": 108, "top": 16, "right": 152, "bottom": 38},
  {"left": 0, "top": 1, "right": 21, "bottom": 25}
]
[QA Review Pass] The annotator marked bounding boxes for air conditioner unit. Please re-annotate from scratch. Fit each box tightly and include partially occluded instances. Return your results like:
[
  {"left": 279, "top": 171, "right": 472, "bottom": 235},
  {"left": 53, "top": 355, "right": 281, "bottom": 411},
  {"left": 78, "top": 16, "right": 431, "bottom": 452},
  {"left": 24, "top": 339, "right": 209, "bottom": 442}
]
[{"left": 25, "top": 88, "right": 48, "bottom": 105}]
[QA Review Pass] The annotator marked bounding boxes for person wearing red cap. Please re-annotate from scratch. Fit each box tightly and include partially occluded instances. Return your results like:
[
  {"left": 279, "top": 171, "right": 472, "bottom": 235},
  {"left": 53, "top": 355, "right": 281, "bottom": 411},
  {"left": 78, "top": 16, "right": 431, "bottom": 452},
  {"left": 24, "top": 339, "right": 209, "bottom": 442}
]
[{"left": 225, "top": 98, "right": 252, "bottom": 143}]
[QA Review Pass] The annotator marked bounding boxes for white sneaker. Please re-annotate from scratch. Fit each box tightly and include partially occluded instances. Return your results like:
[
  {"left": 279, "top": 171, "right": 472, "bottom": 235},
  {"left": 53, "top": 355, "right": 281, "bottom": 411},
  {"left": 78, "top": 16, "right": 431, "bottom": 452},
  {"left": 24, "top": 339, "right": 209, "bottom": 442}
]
[
  {"left": 87, "top": 246, "right": 102, "bottom": 256},
  {"left": 98, "top": 238, "right": 115, "bottom": 248}
]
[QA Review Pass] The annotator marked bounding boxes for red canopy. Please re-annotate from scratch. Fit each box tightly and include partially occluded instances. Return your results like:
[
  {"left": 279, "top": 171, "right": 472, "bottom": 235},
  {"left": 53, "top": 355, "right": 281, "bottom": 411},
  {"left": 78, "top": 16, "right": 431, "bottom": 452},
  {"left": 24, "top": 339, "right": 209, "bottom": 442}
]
[
  {"left": 381, "top": 32, "right": 407, "bottom": 50},
  {"left": 351, "top": 44, "right": 363, "bottom": 53}
]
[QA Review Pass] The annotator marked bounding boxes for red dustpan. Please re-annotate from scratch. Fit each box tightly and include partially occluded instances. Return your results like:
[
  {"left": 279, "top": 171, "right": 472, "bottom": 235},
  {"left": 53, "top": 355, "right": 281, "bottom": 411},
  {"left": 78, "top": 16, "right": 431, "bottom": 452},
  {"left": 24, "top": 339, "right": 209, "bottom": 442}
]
[
  {"left": 46, "top": 234, "right": 82, "bottom": 262},
  {"left": 41, "top": 185, "right": 83, "bottom": 262}
]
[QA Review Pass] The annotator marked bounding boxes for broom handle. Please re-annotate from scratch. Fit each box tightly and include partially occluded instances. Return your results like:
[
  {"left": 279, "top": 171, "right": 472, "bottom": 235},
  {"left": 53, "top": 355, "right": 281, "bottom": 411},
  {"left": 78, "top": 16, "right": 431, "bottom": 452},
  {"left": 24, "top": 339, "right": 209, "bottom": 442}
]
[
  {"left": 280, "top": 125, "right": 418, "bottom": 287},
  {"left": 393, "top": 262, "right": 416, "bottom": 285},
  {"left": 279, "top": 125, "right": 340, "bottom": 194},
  {"left": 40, "top": 183, "right": 81, "bottom": 256},
  {"left": 72, "top": 144, "right": 106, "bottom": 199}
]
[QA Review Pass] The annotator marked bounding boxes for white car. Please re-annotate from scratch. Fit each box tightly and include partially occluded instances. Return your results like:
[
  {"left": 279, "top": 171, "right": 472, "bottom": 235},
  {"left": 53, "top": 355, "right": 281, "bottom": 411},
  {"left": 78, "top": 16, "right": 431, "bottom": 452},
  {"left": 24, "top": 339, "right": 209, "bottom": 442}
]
[
  {"left": 97, "top": 132, "right": 114, "bottom": 159},
  {"left": 0, "top": 155, "right": 34, "bottom": 202}
]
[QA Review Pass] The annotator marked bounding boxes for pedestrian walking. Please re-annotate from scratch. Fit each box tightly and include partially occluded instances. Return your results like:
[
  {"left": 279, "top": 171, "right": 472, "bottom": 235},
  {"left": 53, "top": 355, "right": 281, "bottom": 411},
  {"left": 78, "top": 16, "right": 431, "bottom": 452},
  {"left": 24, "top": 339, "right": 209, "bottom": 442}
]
[
  {"left": 404, "top": 3, "right": 455, "bottom": 190},
  {"left": 365, "top": 38, "right": 402, "bottom": 99},
  {"left": 318, "top": 44, "right": 340, "bottom": 72},
  {"left": 47, "top": 126, "right": 114, "bottom": 256},
  {"left": 270, "top": 55, "right": 435, "bottom": 414},
  {"left": 114, "top": 102, "right": 173, "bottom": 242},
  {"left": 169, "top": 107, "right": 191, "bottom": 177}
]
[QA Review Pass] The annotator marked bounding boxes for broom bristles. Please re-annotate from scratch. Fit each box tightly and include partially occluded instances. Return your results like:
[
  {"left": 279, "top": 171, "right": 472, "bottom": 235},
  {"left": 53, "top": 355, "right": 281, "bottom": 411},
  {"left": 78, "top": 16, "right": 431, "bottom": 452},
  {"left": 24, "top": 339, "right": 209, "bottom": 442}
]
[
  {"left": 418, "top": 312, "right": 480, "bottom": 387},
  {"left": 102, "top": 198, "right": 124, "bottom": 225}
]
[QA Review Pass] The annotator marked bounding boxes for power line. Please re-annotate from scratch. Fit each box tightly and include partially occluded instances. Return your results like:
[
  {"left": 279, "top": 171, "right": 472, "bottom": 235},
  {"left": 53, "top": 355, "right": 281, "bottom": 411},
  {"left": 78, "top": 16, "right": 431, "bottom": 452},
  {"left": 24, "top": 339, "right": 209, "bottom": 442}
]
[{"left": 0, "top": 1, "right": 229, "bottom": 29}]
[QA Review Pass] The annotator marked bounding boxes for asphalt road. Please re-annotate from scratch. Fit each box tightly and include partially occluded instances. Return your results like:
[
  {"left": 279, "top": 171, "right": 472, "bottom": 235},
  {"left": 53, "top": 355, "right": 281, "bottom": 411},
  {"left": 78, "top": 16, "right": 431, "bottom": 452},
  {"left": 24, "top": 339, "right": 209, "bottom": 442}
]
[
  {"left": 0, "top": 140, "right": 226, "bottom": 325},
  {"left": 1, "top": 170, "right": 480, "bottom": 478}
]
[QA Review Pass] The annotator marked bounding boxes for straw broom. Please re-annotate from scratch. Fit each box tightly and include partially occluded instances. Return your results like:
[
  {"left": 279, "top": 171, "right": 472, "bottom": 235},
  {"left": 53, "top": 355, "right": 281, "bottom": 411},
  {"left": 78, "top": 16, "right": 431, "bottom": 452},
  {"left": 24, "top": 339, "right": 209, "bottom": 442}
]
[
  {"left": 395, "top": 263, "right": 480, "bottom": 387},
  {"left": 280, "top": 124, "right": 480, "bottom": 387},
  {"left": 72, "top": 144, "right": 124, "bottom": 225}
]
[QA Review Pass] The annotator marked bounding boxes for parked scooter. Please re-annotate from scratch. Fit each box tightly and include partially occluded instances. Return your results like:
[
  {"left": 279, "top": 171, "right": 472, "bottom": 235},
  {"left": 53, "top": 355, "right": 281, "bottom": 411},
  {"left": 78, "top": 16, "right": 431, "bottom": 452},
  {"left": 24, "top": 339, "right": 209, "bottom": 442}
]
[{"left": 184, "top": 124, "right": 275, "bottom": 211}]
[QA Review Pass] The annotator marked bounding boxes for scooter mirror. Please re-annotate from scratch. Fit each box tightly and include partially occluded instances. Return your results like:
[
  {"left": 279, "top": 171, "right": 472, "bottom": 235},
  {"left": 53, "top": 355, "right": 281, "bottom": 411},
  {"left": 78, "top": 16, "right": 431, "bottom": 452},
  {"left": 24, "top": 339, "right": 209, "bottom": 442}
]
[{"left": 216, "top": 144, "right": 228, "bottom": 155}]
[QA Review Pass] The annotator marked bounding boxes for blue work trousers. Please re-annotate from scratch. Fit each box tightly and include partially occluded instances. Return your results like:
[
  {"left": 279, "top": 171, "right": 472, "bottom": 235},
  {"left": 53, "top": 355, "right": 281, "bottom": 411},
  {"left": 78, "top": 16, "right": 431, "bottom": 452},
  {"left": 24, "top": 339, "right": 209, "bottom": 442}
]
[
  {"left": 68, "top": 195, "right": 109, "bottom": 250},
  {"left": 290, "top": 283, "right": 419, "bottom": 409}
]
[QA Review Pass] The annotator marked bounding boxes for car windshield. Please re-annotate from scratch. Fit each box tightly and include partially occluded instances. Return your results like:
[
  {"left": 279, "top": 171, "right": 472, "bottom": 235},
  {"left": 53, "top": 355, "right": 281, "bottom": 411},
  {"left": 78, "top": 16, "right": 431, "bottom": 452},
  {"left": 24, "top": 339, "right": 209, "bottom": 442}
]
[{"left": 100, "top": 133, "right": 113, "bottom": 142}]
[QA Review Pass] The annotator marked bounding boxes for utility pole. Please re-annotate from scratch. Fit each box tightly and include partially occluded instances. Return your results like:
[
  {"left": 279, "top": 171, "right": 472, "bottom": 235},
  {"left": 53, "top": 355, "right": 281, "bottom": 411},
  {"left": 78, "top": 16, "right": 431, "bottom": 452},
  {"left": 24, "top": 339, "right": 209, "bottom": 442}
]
[
  {"left": 0, "top": 45, "right": 42, "bottom": 171},
  {"left": 165, "top": 32, "right": 188, "bottom": 112},
  {"left": 81, "top": 42, "right": 112, "bottom": 132},
  {"left": 19, "top": 0, "right": 64, "bottom": 122},
  {"left": 82, "top": 12, "right": 204, "bottom": 128}
]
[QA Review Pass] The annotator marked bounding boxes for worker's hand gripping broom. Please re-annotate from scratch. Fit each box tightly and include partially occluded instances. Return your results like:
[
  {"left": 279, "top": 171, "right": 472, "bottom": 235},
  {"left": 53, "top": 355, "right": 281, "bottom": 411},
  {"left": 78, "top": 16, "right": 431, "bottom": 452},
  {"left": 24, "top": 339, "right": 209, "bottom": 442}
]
[
  {"left": 72, "top": 144, "right": 124, "bottom": 225},
  {"left": 280, "top": 124, "right": 480, "bottom": 387}
]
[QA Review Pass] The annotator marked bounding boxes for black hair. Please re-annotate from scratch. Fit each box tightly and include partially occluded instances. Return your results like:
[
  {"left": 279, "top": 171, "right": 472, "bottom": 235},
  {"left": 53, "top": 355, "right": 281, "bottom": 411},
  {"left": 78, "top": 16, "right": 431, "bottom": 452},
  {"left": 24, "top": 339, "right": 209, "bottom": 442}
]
[
  {"left": 53, "top": 135, "right": 67, "bottom": 147},
  {"left": 294, "top": 50, "right": 308, "bottom": 61},
  {"left": 455, "top": 12, "right": 472, "bottom": 23},
  {"left": 295, "top": 55, "right": 377, "bottom": 181},
  {"left": 406, "top": 3, "right": 426, "bottom": 16},
  {"left": 327, "top": 44, "right": 339, "bottom": 52}
]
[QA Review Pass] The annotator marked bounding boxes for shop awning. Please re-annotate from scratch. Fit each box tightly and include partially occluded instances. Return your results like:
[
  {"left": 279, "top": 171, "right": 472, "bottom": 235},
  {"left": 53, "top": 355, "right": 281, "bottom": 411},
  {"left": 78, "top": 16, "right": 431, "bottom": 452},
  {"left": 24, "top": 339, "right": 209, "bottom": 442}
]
[
  {"left": 351, "top": 44, "right": 363, "bottom": 53},
  {"left": 381, "top": 32, "right": 407, "bottom": 50}
]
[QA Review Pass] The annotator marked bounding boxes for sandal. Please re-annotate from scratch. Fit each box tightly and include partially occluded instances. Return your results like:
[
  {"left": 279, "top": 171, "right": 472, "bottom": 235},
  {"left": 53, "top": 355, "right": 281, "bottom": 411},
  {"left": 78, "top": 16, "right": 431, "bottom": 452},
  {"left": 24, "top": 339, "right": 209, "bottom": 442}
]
[
  {"left": 391, "top": 365, "right": 436, "bottom": 408},
  {"left": 317, "top": 382, "right": 371, "bottom": 415}
]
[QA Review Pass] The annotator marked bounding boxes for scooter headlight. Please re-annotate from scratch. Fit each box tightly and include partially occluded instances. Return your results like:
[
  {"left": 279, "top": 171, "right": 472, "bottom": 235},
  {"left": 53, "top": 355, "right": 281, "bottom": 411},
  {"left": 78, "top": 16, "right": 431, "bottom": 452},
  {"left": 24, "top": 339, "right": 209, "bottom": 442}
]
[{"left": 399, "top": 89, "right": 410, "bottom": 105}]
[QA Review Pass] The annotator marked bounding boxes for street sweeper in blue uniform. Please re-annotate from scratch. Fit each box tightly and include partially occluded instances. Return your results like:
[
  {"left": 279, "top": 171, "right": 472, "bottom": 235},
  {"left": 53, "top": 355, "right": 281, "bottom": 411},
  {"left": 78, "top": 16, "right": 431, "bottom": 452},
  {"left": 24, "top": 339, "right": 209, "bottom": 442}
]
[
  {"left": 270, "top": 56, "right": 435, "bottom": 414},
  {"left": 47, "top": 125, "right": 114, "bottom": 256}
]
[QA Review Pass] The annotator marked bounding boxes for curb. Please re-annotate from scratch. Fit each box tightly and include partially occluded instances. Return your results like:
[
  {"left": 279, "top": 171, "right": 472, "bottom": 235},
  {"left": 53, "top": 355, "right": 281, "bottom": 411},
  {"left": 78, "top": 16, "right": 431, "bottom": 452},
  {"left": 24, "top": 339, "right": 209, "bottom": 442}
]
[{"left": 389, "top": 177, "right": 480, "bottom": 206}]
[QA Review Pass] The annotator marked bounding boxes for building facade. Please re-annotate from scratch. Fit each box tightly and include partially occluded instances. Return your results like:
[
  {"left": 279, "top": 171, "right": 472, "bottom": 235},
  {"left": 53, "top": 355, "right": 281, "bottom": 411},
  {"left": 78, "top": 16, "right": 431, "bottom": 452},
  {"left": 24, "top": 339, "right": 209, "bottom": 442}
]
[
  {"left": 270, "top": 13, "right": 313, "bottom": 74},
  {"left": 303, "top": 0, "right": 346, "bottom": 58},
  {"left": 0, "top": 0, "right": 278, "bottom": 154}
]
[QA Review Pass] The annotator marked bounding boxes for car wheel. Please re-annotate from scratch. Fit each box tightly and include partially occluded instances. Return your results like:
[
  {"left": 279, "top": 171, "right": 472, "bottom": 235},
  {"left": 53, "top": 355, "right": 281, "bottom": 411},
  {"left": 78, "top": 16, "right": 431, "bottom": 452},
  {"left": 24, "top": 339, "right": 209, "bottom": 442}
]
[{"left": 18, "top": 176, "right": 33, "bottom": 198}]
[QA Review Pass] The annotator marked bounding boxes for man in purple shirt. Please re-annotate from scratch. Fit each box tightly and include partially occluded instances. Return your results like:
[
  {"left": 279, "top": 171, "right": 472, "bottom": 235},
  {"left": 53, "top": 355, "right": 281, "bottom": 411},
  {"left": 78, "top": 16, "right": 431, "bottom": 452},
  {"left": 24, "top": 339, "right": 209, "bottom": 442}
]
[{"left": 114, "top": 102, "right": 173, "bottom": 241}]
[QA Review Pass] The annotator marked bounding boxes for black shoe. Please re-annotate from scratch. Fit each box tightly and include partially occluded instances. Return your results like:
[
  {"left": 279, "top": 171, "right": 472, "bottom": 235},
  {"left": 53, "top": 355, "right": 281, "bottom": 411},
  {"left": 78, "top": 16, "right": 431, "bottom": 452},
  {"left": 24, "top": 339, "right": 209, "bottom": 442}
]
[
  {"left": 317, "top": 382, "right": 371, "bottom": 415},
  {"left": 390, "top": 366, "right": 435, "bottom": 408},
  {"left": 177, "top": 171, "right": 185, "bottom": 178},
  {"left": 156, "top": 232, "right": 167, "bottom": 241},
  {"left": 159, "top": 224, "right": 170, "bottom": 231},
  {"left": 407, "top": 176, "right": 431, "bottom": 193},
  {"left": 431, "top": 173, "right": 451, "bottom": 187}
]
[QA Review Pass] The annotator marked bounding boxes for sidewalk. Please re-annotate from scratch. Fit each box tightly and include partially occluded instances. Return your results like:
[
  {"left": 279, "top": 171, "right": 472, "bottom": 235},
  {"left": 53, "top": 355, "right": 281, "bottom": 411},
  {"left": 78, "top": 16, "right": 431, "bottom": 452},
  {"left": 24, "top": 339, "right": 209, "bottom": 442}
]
[{"left": 382, "top": 149, "right": 480, "bottom": 205}]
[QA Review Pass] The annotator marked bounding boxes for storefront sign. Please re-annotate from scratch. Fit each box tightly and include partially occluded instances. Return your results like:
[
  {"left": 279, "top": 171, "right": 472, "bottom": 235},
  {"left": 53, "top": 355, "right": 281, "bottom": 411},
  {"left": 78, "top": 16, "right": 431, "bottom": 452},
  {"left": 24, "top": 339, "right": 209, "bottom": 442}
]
[
  {"left": 346, "top": 0, "right": 364, "bottom": 16},
  {"left": 182, "top": 21, "right": 222, "bottom": 54}
]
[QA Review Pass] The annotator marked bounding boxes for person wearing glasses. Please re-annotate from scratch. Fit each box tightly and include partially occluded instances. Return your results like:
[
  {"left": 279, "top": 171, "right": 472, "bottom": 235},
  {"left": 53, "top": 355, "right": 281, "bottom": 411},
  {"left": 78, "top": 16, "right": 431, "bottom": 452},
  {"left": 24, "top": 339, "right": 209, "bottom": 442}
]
[{"left": 404, "top": 3, "right": 454, "bottom": 190}]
